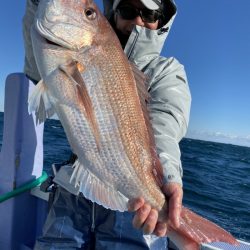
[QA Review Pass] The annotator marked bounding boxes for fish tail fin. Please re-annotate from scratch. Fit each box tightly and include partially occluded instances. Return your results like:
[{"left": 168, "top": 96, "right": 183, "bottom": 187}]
[
  {"left": 70, "top": 159, "right": 128, "bottom": 212},
  {"left": 28, "top": 79, "right": 56, "bottom": 124},
  {"left": 168, "top": 207, "right": 238, "bottom": 250}
]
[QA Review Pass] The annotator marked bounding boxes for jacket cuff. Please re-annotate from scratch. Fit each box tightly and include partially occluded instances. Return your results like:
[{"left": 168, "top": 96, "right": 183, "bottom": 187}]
[{"left": 159, "top": 152, "right": 183, "bottom": 187}]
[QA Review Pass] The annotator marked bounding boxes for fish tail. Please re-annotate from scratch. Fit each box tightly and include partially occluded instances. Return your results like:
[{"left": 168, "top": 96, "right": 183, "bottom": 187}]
[{"left": 168, "top": 207, "right": 238, "bottom": 250}]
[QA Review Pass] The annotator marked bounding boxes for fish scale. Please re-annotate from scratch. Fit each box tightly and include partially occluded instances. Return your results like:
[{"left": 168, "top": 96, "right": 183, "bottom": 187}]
[
  {"left": 55, "top": 69, "right": 146, "bottom": 204},
  {"left": 96, "top": 52, "right": 141, "bottom": 144},
  {"left": 78, "top": 61, "right": 163, "bottom": 208},
  {"left": 96, "top": 59, "right": 155, "bottom": 178},
  {"left": 87, "top": 51, "right": 163, "bottom": 203}
]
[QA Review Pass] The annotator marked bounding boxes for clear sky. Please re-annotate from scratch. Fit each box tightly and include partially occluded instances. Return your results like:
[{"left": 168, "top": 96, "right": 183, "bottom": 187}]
[{"left": 0, "top": 1, "right": 250, "bottom": 146}]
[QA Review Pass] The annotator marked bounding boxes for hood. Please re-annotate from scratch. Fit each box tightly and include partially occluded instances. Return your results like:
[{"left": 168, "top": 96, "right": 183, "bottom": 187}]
[{"left": 103, "top": 0, "right": 177, "bottom": 60}]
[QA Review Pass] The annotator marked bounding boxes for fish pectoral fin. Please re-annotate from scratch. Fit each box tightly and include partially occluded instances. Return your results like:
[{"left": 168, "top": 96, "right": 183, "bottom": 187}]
[
  {"left": 59, "top": 60, "right": 100, "bottom": 149},
  {"left": 70, "top": 159, "right": 128, "bottom": 212},
  {"left": 28, "top": 79, "right": 56, "bottom": 124}
]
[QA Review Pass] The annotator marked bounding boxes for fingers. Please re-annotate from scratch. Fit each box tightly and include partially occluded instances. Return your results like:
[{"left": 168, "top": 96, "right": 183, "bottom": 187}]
[
  {"left": 128, "top": 184, "right": 183, "bottom": 237},
  {"left": 132, "top": 203, "right": 151, "bottom": 229},
  {"left": 168, "top": 194, "right": 182, "bottom": 229},
  {"left": 142, "top": 208, "right": 158, "bottom": 234},
  {"left": 154, "top": 222, "right": 168, "bottom": 237},
  {"left": 128, "top": 197, "right": 145, "bottom": 212},
  {"left": 129, "top": 198, "right": 159, "bottom": 235},
  {"left": 163, "top": 183, "right": 183, "bottom": 229}
]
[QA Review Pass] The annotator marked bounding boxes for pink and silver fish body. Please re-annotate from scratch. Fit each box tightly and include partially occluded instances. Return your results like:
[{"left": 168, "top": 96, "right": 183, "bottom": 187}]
[
  {"left": 30, "top": 0, "right": 165, "bottom": 211},
  {"left": 29, "top": 0, "right": 238, "bottom": 249}
]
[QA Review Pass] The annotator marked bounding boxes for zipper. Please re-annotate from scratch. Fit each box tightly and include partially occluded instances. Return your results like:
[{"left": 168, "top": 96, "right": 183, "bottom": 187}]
[
  {"left": 127, "top": 31, "right": 139, "bottom": 60},
  {"left": 91, "top": 202, "right": 95, "bottom": 232}
]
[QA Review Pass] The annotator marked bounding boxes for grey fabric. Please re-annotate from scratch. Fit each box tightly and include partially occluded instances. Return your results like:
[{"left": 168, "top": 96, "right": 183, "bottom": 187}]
[{"left": 22, "top": 0, "right": 41, "bottom": 82}]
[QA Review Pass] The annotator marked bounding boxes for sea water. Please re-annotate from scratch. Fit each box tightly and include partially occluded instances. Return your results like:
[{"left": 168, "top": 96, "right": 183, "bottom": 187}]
[{"left": 0, "top": 113, "right": 249, "bottom": 241}]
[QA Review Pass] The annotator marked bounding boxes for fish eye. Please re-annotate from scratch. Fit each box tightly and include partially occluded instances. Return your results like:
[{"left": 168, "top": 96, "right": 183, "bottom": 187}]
[{"left": 85, "top": 8, "right": 97, "bottom": 20}]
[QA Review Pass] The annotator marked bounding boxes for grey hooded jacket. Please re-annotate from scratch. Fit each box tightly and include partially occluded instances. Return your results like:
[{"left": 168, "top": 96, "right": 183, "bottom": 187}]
[{"left": 104, "top": 0, "right": 191, "bottom": 186}]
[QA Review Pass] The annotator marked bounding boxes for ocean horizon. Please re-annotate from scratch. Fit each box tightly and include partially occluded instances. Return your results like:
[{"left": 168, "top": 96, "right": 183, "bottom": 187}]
[
  {"left": 0, "top": 112, "right": 249, "bottom": 242},
  {"left": 0, "top": 110, "right": 248, "bottom": 149}
]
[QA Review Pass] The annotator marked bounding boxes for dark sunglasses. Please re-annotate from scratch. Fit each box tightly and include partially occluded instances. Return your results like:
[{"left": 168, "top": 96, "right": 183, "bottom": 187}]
[{"left": 116, "top": 5, "right": 162, "bottom": 23}]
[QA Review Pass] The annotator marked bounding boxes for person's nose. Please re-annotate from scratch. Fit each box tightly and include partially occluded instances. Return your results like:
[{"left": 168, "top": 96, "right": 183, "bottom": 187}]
[{"left": 133, "top": 15, "right": 145, "bottom": 27}]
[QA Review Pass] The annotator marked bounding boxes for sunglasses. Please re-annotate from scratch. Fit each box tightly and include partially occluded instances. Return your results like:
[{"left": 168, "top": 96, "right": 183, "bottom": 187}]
[{"left": 116, "top": 5, "right": 162, "bottom": 23}]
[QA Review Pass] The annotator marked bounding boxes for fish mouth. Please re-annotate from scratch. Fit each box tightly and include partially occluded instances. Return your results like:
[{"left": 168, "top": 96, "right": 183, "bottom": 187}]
[
  {"left": 35, "top": 20, "right": 91, "bottom": 52},
  {"left": 36, "top": 20, "right": 76, "bottom": 50},
  {"left": 45, "top": 37, "right": 63, "bottom": 48}
]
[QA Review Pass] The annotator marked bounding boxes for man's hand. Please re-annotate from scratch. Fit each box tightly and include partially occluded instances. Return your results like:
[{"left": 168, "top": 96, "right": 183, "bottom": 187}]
[{"left": 128, "top": 183, "right": 183, "bottom": 237}]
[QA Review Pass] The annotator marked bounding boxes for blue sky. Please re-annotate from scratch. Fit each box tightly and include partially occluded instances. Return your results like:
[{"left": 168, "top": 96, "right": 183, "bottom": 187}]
[{"left": 0, "top": 1, "right": 250, "bottom": 146}]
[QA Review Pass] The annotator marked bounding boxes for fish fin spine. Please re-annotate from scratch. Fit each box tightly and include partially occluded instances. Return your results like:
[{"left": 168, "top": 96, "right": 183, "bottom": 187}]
[
  {"left": 70, "top": 159, "right": 128, "bottom": 212},
  {"left": 28, "top": 79, "right": 56, "bottom": 124}
]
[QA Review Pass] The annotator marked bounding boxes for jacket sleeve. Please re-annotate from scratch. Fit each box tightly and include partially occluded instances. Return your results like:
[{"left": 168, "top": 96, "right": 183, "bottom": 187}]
[
  {"left": 148, "top": 57, "right": 191, "bottom": 186},
  {"left": 23, "top": 0, "right": 41, "bottom": 82}
]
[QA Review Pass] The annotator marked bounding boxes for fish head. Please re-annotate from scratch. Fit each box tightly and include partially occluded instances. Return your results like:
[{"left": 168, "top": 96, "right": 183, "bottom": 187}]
[{"left": 35, "top": 0, "right": 107, "bottom": 51}]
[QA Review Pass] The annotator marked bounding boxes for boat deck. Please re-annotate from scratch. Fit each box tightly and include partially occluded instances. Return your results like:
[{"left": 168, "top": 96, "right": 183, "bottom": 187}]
[{"left": 202, "top": 240, "right": 250, "bottom": 250}]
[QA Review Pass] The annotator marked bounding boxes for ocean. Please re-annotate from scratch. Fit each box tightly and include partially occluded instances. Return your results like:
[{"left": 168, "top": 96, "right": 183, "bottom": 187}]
[{"left": 0, "top": 112, "right": 249, "bottom": 242}]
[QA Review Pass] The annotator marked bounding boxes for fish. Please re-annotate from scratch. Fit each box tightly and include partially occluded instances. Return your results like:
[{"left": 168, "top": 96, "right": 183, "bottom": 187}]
[{"left": 28, "top": 0, "right": 239, "bottom": 249}]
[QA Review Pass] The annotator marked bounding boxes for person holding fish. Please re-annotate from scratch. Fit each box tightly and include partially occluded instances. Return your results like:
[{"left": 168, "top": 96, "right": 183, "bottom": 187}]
[{"left": 23, "top": 0, "right": 193, "bottom": 249}]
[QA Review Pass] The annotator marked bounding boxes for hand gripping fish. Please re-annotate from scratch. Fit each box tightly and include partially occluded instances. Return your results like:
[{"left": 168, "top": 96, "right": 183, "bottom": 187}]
[{"left": 29, "top": 0, "right": 238, "bottom": 249}]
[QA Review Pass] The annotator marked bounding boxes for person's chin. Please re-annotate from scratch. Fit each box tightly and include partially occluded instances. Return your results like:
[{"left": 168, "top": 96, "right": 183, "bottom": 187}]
[
  {"left": 125, "top": 31, "right": 132, "bottom": 36},
  {"left": 118, "top": 29, "right": 131, "bottom": 36}
]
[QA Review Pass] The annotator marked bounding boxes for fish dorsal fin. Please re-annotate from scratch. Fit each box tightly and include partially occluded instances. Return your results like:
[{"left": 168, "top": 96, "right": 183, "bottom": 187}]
[
  {"left": 59, "top": 60, "right": 100, "bottom": 149},
  {"left": 130, "top": 63, "right": 164, "bottom": 188}
]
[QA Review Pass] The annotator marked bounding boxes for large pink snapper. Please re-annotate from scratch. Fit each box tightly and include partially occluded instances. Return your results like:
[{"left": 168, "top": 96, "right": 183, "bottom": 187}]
[{"left": 29, "top": 0, "right": 238, "bottom": 249}]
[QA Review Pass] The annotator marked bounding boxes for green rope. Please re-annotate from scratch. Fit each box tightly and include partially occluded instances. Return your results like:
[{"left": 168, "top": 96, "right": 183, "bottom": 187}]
[{"left": 0, "top": 171, "right": 48, "bottom": 203}]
